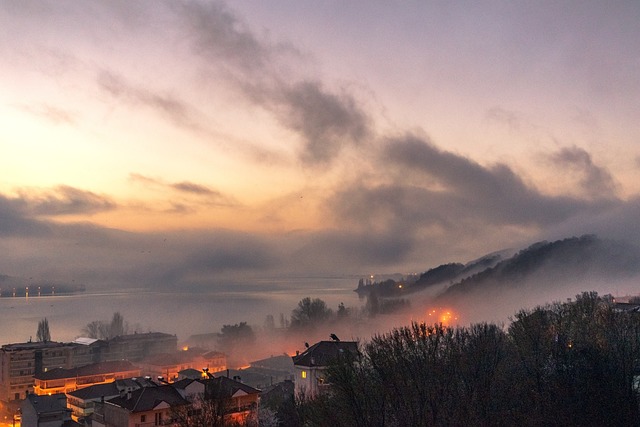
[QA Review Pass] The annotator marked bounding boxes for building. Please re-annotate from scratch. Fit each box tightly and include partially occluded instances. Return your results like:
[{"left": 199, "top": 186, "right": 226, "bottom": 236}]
[
  {"left": 65, "top": 378, "right": 154, "bottom": 423},
  {"left": 173, "top": 376, "right": 260, "bottom": 425},
  {"left": 201, "top": 350, "right": 227, "bottom": 373},
  {"left": 92, "top": 384, "right": 189, "bottom": 427},
  {"left": 20, "top": 393, "right": 80, "bottom": 427},
  {"left": 138, "top": 348, "right": 226, "bottom": 383},
  {"left": 69, "top": 338, "right": 107, "bottom": 367},
  {"left": 1, "top": 333, "right": 176, "bottom": 403},
  {"left": 292, "top": 340, "right": 358, "bottom": 398},
  {"left": 176, "top": 368, "right": 205, "bottom": 381},
  {"left": 99, "top": 332, "right": 178, "bottom": 363},
  {"left": 33, "top": 360, "right": 141, "bottom": 396},
  {"left": 0, "top": 341, "right": 77, "bottom": 401}
]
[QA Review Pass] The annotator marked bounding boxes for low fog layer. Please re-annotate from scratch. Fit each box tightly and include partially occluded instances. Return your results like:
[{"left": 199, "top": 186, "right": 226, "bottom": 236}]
[{"left": 1, "top": 2, "right": 640, "bottom": 356}]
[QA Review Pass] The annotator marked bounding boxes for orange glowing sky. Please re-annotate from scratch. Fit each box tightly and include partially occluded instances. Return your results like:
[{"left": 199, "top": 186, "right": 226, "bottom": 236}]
[{"left": 1, "top": 1, "right": 639, "bottom": 288}]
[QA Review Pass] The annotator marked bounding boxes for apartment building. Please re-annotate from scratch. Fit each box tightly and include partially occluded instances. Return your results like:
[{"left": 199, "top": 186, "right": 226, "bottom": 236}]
[
  {"left": 0, "top": 332, "right": 177, "bottom": 403},
  {"left": 0, "top": 341, "right": 76, "bottom": 401}
]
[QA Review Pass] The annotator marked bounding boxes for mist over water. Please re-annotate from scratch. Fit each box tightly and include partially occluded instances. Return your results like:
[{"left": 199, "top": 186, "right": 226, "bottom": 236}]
[
  {"left": 0, "top": 277, "right": 361, "bottom": 346},
  {"left": 2, "top": 266, "right": 636, "bottom": 368}
]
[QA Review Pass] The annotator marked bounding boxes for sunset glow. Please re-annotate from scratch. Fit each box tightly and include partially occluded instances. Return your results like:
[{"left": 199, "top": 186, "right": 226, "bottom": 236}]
[{"left": 0, "top": 1, "right": 638, "bottom": 291}]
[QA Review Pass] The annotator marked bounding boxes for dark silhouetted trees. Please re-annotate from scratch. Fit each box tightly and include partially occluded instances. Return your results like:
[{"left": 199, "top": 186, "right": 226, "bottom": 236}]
[
  {"left": 297, "top": 292, "right": 640, "bottom": 426},
  {"left": 36, "top": 318, "right": 51, "bottom": 342},
  {"left": 82, "top": 311, "right": 129, "bottom": 340},
  {"left": 290, "top": 297, "right": 333, "bottom": 329}
]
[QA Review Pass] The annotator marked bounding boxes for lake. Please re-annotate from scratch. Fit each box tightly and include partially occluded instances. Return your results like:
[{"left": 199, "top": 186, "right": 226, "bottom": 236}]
[{"left": 0, "top": 277, "right": 363, "bottom": 346}]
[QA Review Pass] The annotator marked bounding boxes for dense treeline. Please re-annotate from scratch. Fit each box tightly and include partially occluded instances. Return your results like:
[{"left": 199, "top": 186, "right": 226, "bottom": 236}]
[{"left": 299, "top": 292, "right": 640, "bottom": 427}]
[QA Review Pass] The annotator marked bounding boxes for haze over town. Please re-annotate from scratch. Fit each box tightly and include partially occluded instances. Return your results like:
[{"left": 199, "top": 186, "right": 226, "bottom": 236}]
[{"left": 1, "top": 0, "right": 640, "bottom": 339}]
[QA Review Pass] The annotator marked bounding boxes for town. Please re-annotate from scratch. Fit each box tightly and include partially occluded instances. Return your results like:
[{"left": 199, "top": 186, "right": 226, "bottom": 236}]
[
  {"left": 0, "top": 295, "right": 364, "bottom": 427},
  {"left": 0, "top": 326, "right": 359, "bottom": 427},
  {"left": 3, "top": 291, "right": 640, "bottom": 426}
]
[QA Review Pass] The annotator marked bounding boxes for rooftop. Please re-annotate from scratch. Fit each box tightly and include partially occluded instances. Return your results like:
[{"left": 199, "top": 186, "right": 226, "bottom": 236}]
[
  {"left": 35, "top": 360, "right": 139, "bottom": 380},
  {"left": 292, "top": 341, "right": 358, "bottom": 367},
  {"left": 106, "top": 384, "right": 188, "bottom": 412},
  {"left": 67, "top": 382, "right": 120, "bottom": 400},
  {"left": 175, "top": 376, "right": 260, "bottom": 398},
  {"left": 1, "top": 341, "right": 73, "bottom": 351},
  {"left": 108, "top": 332, "right": 176, "bottom": 342},
  {"left": 72, "top": 337, "right": 102, "bottom": 346},
  {"left": 23, "top": 393, "right": 69, "bottom": 415}
]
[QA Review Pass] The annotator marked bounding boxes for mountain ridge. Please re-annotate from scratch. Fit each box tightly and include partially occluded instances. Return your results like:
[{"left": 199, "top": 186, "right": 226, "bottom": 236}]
[{"left": 355, "top": 235, "right": 640, "bottom": 301}]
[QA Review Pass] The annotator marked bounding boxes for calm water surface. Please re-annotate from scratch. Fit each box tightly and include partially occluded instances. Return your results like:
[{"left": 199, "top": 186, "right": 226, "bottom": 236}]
[{"left": 0, "top": 278, "right": 362, "bottom": 345}]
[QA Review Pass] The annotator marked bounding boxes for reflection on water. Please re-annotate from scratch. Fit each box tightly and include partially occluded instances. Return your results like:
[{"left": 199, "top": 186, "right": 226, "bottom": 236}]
[{"left": 0, "top": 278, "right": 360, "bottom": 345}]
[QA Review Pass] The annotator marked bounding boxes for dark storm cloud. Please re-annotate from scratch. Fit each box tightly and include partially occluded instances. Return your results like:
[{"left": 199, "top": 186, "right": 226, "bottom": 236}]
[
  {"left": 549, "top": 146, "right": 618, "bottom": 199},
  {"left": 323, "top": 135, "right": 618, "bottom": 256},
  {"left": 277, "top": 81, "right": 372, "bottom": 164},
  {"left": 0, "top": 193, "right": 280, "bottom": 288},
  {"left": 177, "top": 1, "right": 372, "bottom": 166},
  {"left": 177, "top": 1, "right": 274, "bottom": 74},
  {"left": 381, "top": 135, "right": 607, "bottom": 226},
  {"left": 16, "top": 186, "right": 116, "bottom": 217},
  {"left": 0, "top": 195, "right": 51, "bottom": 237},
  {"left": 329, "top": 183, "right": 456, "bottom": 232}
]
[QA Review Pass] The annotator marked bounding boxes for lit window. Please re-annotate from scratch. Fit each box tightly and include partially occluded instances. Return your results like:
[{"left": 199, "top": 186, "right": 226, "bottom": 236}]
[{"left": 301, "top": 371, "right": 307, "bottom": 379}]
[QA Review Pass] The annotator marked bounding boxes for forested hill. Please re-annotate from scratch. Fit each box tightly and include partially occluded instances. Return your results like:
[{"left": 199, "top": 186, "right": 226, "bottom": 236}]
[
  {"left": 357, "top": 235, "right": 640, "bottom": 300},
  {"left": 440, "top": 235, "right": 640, "bottom": 298}
]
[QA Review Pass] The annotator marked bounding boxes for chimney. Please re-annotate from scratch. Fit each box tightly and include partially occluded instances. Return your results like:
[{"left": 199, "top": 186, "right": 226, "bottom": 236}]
[{"left": 127, "top": 391, "right": 132, "bottom": 400}]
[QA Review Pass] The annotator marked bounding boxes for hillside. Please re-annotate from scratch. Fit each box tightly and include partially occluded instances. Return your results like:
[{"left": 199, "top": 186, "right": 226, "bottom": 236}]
[
  {"left": 355, "top": 235, "right": 640, "bottom": 311},
  {"left": 439, "top": 235, "right": 640, "bottom": 299}
]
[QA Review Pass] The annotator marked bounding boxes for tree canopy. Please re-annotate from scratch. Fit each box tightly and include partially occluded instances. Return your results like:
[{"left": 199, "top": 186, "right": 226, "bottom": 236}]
[
  {"left": 298, "top": 292, "right": 640, "bottom": 426},
  {"left": 290, "top": 297, "right": 333, "bottom": 329}
]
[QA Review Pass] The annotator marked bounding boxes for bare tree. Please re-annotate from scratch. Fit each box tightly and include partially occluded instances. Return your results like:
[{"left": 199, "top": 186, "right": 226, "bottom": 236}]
[
  {"left": 36, "top": 318, "right": 51, "bottom": 342},
  {"left": 81, "top": 312, "right": 129, "bottom": 339}
]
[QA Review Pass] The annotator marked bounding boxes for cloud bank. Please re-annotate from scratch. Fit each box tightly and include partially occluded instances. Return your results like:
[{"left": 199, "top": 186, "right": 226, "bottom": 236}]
[{"left": 0, "top": 0, "right": 638, "bottom": 295}]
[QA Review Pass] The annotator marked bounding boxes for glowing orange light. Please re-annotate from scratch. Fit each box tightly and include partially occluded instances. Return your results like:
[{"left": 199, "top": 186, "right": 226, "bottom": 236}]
[{"left": 425, "top": 307, "right": 459, "bottom": 327}]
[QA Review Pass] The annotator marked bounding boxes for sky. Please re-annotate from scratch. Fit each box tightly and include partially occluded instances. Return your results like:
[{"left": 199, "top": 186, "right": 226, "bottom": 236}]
[{"left": 1, "top": 0, "right": 639, "bottom": 291}]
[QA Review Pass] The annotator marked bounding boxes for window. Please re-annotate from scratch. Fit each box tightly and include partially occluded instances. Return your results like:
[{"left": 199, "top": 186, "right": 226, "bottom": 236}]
[
  {"left": 155, "top": 412, "right": 163, "bottom": 425},
  {"left": 141, "top": 415, "right": 146, "bottom": 422},
  {"left": 301, "top": 370, "right": 307, "bottom": 379}
]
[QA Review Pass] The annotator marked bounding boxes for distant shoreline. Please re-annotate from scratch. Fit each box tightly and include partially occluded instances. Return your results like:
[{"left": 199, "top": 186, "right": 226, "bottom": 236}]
[{"left": 0, "top": 283, "right": 86, "bottom": 298}]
